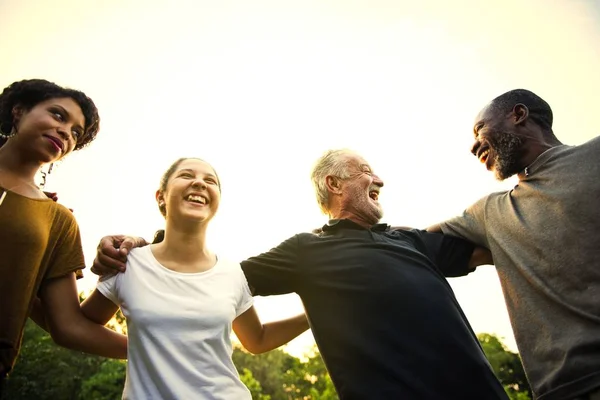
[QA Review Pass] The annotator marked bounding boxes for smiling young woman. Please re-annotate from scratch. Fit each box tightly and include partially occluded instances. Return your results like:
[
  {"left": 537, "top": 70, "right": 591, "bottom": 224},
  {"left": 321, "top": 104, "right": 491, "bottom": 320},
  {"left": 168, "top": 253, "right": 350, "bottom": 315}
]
[
  {"left": 0, "top": 79, "right": 127, "bottom": 393},
  {"left": 79, "top": 157, "right": 309, "bottom": 399}
]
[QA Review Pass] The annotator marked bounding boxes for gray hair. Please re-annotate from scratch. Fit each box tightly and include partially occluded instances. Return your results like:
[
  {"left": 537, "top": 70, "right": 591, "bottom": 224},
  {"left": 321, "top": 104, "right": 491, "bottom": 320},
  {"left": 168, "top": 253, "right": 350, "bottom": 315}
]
[{"left": 310, "top": 149, "right": 356, "bottom": 215}]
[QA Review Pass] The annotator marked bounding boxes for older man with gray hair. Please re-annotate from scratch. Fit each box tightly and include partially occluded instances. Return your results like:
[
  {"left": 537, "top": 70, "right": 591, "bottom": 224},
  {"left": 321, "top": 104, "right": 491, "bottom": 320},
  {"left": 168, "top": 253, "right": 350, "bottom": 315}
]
[{"left": 93, "top": 149, "right": 508, "bottom": 399}]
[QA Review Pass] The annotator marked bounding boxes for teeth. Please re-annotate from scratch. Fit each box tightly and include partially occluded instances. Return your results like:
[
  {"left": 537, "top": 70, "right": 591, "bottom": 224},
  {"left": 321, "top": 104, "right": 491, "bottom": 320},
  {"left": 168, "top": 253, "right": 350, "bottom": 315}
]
[
  {"left": 186, "top": 195, "right": 206, "bottom": 204},
  {"left": 369, "top": 191, "right": 379, "bottom": 201},
  {"left": 479, "top": 149, "right": 490, "bottom": 162}
]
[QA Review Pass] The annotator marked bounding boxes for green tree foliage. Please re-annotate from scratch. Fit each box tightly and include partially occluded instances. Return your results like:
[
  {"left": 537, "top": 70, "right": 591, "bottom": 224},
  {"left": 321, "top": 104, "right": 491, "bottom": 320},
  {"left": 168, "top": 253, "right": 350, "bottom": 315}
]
[
  {"left": 1, "top": 320, "right": 107, "bottom": 400},
  {"left": 1, "top": 310, "right": 531, "bottom": 400},
  {"left": 478, "top": 333, "right": 532, "bottom": 400},
  {"left": 232, "top": 345, "right": 338, "bottom": 400}
]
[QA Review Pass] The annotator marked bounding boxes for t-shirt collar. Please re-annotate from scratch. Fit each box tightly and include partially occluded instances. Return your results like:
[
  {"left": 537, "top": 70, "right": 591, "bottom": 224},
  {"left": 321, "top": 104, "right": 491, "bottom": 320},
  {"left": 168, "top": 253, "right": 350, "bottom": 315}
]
[{"left": 322, "top": 219, "right": 389, "bottom": 232}]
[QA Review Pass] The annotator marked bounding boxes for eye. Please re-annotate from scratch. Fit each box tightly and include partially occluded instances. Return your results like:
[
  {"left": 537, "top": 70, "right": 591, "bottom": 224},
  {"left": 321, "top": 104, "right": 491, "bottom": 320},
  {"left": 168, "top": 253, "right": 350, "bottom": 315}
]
[
  {"left": 205, "top": 178, "right": 218, "bottom": 185},
  {"left": 71, "top": 129, "right": 81, "bottom": 140},
  {"left": 363, "top": 170, "right": 372, "bottom": 175},
  {"left": 179, "top": 172, "right": 194, "bottom": 179},
  {"left": 52, "top": 111, "right": 65, "bottom": 121}
]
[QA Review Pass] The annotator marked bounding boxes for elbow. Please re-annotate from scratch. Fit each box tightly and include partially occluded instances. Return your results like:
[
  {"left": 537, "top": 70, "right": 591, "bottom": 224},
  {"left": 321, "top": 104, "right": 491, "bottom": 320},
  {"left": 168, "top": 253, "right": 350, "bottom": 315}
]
[
  {"left": 49, "top": 324, "right": 82, "bottom": 350},
  {"left": 50, "top": 328, "right": 75, "bottom": 349},
  {"left": 240, "top": 340, "right": 267, "bottom": 355}
]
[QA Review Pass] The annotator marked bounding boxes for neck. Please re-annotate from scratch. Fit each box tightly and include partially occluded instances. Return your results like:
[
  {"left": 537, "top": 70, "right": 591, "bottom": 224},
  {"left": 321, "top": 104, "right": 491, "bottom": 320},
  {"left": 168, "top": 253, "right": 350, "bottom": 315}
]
[
  {"left": 0, "top": 143, "right": 44, "bottom": 182},
  {"left": 153, "top": 220, "right": 212, "bottom": 265},
  {"left": 518, "top": 133, "right": 563, "bottom": 178},
  {"left": 330, "top": 210, "right": 374, "bottom": 229}
]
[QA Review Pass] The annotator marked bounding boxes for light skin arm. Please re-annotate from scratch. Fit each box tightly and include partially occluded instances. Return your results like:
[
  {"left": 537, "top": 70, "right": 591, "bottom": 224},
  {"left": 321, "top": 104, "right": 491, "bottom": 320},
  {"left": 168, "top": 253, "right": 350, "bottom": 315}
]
[
  {"left": 80, "top": 289, "right": 120, "bottom": 326},
  {"left": 427, "top": 223, "right": 494, "bottom": 268},
  {"left": 232, "top": 306, "right": 309, "bottom": 354},
  {"left": 39, "top": 273, "right": 127, "bottom": 359}
]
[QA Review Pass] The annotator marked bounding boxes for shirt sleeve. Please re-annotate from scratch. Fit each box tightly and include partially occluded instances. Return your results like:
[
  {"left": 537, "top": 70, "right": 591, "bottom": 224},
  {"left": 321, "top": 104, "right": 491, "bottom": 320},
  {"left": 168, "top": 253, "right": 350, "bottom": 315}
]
[
  {"left": 46, "top": 207, "right": 85, "bottom": 280},
  {"left": 438, "top": 196, "right": 489, "bottom": 248},
  {"left": 236, "top": 265, "right": 254, "bottom": 317},
  {"left": 96, "top": 273, "right": 120, "bottom": 306},
  {"left": 240, "top": 234, "right": 302, "bottom": 296},
  {"left": 417, "top": 230, "right": 476, "bottom": 277}
]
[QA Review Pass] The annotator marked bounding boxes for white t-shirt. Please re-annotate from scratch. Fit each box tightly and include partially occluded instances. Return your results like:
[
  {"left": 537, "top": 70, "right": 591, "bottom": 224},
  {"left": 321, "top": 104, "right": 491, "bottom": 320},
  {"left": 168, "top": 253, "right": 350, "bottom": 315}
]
[{"left": 97, "top": 246, "right": 254, "bottom": 400}]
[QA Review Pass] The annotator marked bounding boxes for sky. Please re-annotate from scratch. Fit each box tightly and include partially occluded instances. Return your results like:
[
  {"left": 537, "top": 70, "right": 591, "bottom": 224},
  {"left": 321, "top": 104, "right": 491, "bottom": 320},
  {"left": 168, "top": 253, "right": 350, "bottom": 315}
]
[{"left": 2, "top": 0, "right": 599, "bottom": 357}]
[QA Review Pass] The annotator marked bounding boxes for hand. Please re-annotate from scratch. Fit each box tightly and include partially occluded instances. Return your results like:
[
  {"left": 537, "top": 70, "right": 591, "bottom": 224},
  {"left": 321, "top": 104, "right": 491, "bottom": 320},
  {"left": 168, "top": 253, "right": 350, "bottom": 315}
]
[
  {"left": 44, "top": 191, "right": 58, "bottom": 202},
  {"left": 90, "top": 235, "right": 148, "bottom": 275},
  {"left": 44, "top": 191, "right": 73, "bottom": 212}
]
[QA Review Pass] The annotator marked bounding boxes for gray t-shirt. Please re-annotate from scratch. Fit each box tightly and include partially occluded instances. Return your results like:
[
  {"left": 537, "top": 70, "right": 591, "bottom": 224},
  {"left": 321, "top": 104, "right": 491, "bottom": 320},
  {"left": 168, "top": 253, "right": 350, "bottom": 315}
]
[{"left": 440, "top": 136, "right": 600, "bottom": 400}]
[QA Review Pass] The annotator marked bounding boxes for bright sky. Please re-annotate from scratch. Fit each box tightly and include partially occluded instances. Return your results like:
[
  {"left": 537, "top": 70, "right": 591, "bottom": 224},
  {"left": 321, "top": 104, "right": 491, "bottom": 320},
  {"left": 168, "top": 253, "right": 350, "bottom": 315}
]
[{"left": 2, "top": 0, "right": 599, "bottom": 356}]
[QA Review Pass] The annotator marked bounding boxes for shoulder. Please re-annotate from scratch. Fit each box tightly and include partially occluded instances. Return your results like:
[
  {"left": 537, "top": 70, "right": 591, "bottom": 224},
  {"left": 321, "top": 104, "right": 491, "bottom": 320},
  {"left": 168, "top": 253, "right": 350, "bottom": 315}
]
[{"left": 577, "top": 135, "right": 600, "bottom": 152}]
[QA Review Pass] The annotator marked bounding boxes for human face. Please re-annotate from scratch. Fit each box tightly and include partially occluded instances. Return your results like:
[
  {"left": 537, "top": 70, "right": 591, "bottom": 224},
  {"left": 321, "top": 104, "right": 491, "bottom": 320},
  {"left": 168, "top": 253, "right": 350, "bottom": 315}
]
[
  {"left": 159, "top": 159, "right": 221, "bottom": 223},
  {"left": 338, "top": 154, "right": 384, "bottom": 225},
  {"left": 471, "top": 104, "right": 526, "bottom": 180},
  {"left": 12, "top": 97, "right": 85, "bottom": 163}
]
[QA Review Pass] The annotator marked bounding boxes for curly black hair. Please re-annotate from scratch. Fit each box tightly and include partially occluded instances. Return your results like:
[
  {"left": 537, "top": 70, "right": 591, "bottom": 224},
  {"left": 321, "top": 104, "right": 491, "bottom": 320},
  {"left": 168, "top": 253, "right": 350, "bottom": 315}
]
[{"left": 0, "top": 79, "right": 100, "bottom": 150}]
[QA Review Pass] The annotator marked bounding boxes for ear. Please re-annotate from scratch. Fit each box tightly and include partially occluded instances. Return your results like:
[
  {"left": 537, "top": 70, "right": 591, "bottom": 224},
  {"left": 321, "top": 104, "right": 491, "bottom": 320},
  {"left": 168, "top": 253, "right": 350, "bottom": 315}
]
[
  {"left": 512, "top": 103, "right": 529, "bottom": 125},
  {"left": 325, "top": 175, "right": 343, "bottom": 195},
  {"left": 155, "top": 190, "right": 164, "bottom": 205},
  {"left": 11, "top": 105, "right": 25, "bottom": 126}
]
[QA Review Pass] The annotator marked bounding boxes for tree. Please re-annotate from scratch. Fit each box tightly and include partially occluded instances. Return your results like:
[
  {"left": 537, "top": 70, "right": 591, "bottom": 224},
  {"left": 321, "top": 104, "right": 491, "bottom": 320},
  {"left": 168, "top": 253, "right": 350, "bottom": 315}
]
[
  {"left": 1, "top": 320, "right": 106, "bottom": 400},
  {"left": 232, "top": 345, "right": 338, "bottom": 400},
  {"left": 478, "top": 333, "right": 532, "bottom": 400}
]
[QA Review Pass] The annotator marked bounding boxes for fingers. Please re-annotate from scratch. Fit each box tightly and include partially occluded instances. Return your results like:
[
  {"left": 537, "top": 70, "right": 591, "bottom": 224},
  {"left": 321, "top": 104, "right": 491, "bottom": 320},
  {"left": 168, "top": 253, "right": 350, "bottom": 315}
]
[
  {"left": 119, "top": 236, "right": 148, "bottom": 256},
  {"left": 44, "top": 191, "right": 58, "bottom": 202},
  {"left": 91, "top": 235, "right": 128, "bottom": 274}
]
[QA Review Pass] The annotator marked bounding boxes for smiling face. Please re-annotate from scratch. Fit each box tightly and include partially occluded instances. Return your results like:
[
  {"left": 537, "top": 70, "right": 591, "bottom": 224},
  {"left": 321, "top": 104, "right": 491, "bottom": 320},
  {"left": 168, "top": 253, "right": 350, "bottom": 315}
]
[
  {"left": 471, "top": 104, "right": 527, "bottom": 180},
  {"left": 336, "top": 154, "right": 384, "bottom": 225},
  {"left": 157, "top": 158, "right": 221, "bottom": 224},
  {"left": 12, "top": 97, "right": 85, "bottom": 163}
]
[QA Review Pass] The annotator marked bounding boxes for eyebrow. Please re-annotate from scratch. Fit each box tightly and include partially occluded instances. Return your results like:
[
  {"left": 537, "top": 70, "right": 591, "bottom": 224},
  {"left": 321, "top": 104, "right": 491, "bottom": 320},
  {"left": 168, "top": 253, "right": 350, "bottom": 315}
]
[{"left": 178, "top": 168, "right": 219, "bottom": 180}]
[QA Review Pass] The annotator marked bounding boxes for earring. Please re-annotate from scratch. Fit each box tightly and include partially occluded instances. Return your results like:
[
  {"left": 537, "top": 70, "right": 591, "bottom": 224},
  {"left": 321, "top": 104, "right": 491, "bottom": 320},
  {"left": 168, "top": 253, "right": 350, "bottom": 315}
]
[
  {"left": 0, "top": 123, "right": 15, "bottom": 140},
  {"left": 39, "top": 163, "right": 54, "bottom": 190}
]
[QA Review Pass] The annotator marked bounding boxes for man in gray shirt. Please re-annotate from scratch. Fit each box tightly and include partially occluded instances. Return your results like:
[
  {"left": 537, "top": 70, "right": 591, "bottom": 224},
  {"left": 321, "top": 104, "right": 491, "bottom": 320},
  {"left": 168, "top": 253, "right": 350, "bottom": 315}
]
[{"left": 430, "top": 89, "right": 600, "bottom": 400}]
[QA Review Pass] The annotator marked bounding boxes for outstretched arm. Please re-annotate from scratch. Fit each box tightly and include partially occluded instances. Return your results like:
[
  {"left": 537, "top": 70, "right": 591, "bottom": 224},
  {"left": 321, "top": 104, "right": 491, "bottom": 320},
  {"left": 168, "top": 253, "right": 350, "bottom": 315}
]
[
  {"left": 39, "top": 273, "right": 127, "bottom": 359},
  {"left": 232, "top": 307, "right": 309, "bottom": 354},
  {"left": 427, "top": 224, "right": 493, "bottom": 269}
]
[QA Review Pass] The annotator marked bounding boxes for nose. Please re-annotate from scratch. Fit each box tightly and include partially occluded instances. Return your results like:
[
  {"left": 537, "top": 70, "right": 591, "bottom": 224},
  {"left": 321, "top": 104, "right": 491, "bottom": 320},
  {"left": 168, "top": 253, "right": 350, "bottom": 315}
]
[
  {"left": 471, "top": 139, "right": 481, "bottom": 157},
  {"left": 373, "top": 174, "right": 384, "bottom": 187},
  {"left": 56, "top": 125, "right": 70, "bottom": 141},
  {"left": 191, "top": 179, "right": 207, "bottom": 190}
]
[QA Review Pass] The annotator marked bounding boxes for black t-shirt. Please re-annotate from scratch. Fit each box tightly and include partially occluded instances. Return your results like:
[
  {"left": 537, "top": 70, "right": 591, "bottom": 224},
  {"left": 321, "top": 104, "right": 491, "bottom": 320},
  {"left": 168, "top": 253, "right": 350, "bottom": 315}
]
[{"left": 241, "top": 219, "right": 507, "bottom": 400}]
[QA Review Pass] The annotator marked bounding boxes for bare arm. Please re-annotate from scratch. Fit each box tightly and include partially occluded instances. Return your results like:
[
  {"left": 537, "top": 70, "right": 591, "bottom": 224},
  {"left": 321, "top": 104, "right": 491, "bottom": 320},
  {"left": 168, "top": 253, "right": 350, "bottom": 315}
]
[
  {"left": 29, "top": 297, "right": 49, "bottom": 331},
  {"left": 39, "top": 273, "right": 127, "bottom": 359},
  {"left": 232, "top": 307, "right": 309, "bottom": 354},
  {"left": 80, "top": 289, "right": 120, "bottom": 326}
]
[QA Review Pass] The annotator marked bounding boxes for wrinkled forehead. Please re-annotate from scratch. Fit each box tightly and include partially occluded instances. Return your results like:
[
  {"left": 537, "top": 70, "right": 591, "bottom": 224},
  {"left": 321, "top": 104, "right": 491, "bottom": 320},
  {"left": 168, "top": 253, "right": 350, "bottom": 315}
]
[{"left": 344, "top": 153, "right": 372, "bottom": 170}]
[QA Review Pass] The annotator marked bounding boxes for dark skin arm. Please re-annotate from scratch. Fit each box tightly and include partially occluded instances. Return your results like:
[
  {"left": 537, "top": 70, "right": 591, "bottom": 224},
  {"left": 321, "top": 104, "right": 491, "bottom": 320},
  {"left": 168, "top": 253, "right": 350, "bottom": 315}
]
[
  {"left": 38, "top": 273, "right": 127, "bottom": 359},
  {"left": 90, "top": 235, "right": 148, "bottom": 275}
]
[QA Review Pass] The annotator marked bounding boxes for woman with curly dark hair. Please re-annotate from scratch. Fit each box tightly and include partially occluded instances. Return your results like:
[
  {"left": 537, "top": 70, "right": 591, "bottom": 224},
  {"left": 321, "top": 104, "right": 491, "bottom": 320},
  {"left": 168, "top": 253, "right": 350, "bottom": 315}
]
[{"left": 0, "top": 79, "right": 127, "bottom": 390}]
